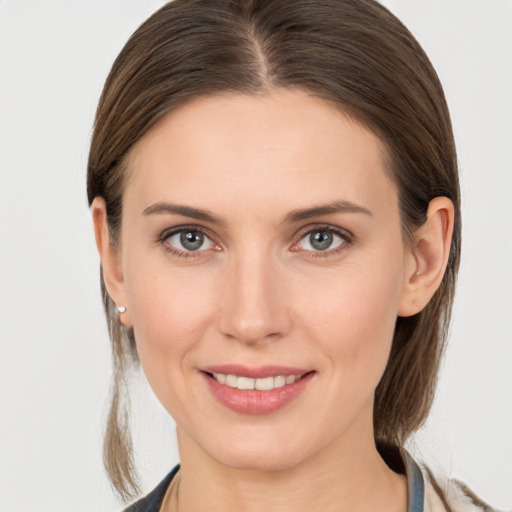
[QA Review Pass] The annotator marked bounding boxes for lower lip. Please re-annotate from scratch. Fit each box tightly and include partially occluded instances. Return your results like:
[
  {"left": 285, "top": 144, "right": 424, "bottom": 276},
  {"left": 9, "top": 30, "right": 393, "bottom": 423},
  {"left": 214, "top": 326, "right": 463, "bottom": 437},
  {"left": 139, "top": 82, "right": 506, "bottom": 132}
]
[{"left": 202, "top": 372, "right": 315, "bottom": 415}]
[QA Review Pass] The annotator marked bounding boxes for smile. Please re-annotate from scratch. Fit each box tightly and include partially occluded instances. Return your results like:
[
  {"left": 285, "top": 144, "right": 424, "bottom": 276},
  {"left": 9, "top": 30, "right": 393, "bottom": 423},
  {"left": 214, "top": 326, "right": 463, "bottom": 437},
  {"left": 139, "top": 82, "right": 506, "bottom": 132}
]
[
  {"left": 201, "top": 366, "right": 315, "bottom": 415},
  {"left": 211, "top": 373, "right": 304, "bottom": 390}
]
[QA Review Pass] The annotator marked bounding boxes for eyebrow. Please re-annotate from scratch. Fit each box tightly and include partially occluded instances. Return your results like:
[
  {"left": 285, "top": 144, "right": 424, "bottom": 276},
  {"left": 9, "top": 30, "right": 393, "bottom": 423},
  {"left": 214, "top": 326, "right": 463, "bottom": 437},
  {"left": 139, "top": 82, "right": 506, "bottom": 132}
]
[
  {"left": 283, "top": 200, "right": 373, "bottom": 223},
  {"left": 143, "top": 202, "right": 225, "bottom": 226},
  {"left": 142, "top": 199, "right": 372, "bottom": 225}
]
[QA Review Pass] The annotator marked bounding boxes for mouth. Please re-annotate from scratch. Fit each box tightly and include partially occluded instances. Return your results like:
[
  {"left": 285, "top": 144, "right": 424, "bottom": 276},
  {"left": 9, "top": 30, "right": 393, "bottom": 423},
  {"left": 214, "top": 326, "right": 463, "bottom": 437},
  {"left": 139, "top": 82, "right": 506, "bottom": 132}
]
[
  {"left": 200, "top": 366, "right": 316, "bottom": 415},
  {"left": 205, "top": 372, "right": 308, "bottom": 391}
]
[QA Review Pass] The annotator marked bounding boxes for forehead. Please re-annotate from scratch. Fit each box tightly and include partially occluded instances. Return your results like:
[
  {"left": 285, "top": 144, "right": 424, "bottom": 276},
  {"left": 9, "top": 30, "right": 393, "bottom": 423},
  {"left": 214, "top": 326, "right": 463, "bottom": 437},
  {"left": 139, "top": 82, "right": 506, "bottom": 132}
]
[{"left": 124, "top": 89, "right": 397, "bottom": 217}]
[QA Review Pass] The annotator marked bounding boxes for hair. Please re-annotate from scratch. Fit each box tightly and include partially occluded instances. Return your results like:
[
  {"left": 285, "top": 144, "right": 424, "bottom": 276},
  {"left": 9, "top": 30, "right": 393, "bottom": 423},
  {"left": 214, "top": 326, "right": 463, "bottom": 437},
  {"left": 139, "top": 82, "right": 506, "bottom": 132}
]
[{"left": 87, "top": 0, "right": 460, "bottom": 501}]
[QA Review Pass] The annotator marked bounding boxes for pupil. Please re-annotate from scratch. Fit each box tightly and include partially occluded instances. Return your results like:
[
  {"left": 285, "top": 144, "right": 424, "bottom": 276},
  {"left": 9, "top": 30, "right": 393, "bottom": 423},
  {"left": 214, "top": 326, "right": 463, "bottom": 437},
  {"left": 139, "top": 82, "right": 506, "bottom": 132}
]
[
  {"left": 180, "top": 231, "right": 204, "bottom": 250},
  {"left": 310, "top": 231, "right": 332, "bottom": 251}
]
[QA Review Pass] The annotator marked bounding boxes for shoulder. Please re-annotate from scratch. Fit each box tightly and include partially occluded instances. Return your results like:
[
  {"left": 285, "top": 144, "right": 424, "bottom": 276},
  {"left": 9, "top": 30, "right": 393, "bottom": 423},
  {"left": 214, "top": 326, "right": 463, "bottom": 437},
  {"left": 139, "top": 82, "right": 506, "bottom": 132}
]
[
  {"left": 422, "top": 465, "right": 501, "bottom": 512},
  {"left": 121, "top": 465, "right": 179, "bottom": 512},
  {"left": 399, "top": 448, "right": 500, "bottom": 512}
]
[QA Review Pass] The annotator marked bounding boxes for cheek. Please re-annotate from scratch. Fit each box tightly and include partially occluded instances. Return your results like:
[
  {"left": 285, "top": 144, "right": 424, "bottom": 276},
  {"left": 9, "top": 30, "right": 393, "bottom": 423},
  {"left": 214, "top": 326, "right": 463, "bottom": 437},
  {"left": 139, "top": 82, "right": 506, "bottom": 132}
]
[
  {"left": 297, "top": 253, "right": 405, "bottom": 385},
  {"left": 125, "top": 261, "right": 218, "bottom": 377}
]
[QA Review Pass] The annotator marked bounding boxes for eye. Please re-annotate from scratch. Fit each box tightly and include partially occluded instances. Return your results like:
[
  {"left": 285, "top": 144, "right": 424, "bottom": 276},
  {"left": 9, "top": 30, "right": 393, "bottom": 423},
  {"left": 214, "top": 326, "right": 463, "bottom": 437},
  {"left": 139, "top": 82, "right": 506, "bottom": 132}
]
[
  {"left": 297, "top": 228, "right": 347, "bottom": 252},
  {"left": 165, "top": 228, "right": 216, "bottom": 253}
]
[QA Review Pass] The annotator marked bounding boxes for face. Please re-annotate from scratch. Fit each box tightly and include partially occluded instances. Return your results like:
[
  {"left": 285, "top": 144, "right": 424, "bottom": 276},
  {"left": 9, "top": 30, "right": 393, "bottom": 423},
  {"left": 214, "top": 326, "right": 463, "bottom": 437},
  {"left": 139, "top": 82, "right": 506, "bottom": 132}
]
[{"left": 114, "top": 90, "right": 413, "bottom": 471}]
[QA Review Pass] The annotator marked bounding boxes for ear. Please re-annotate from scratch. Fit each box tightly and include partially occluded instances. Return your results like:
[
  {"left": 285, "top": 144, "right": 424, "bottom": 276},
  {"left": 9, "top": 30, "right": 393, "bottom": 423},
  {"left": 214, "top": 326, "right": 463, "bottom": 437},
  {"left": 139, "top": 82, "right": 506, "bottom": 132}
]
[
  {"left": 397, "top": 197, "right": 455, "bottom": 317},
  {"left": 91, "top": 197, "right": 132, "bottom": 327}
]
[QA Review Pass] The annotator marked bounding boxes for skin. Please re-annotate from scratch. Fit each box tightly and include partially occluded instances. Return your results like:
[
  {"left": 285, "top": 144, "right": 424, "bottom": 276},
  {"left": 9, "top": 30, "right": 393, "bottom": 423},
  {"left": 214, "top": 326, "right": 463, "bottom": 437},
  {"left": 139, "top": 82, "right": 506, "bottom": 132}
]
[{"left": 93, "top": 89, "right": 454, "bottom": 512}]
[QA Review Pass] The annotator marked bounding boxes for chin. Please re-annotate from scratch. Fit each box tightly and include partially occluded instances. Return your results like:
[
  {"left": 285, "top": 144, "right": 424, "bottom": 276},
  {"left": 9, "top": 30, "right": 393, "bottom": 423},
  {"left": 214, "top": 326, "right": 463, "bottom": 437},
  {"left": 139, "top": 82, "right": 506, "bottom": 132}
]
[
  {"left": 214, "top": 447, "right": 302, "bottom": 472},
  {"left": 200, "top": 429, "right": 315, "bottom": 473}
]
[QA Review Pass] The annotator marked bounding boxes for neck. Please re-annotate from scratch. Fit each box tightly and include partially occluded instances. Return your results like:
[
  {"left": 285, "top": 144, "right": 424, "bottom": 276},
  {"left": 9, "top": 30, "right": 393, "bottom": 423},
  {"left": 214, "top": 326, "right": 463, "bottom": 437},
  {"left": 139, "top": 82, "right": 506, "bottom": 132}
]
[{"left": 170, "top": 412, "right": 407, "bottom": 512}]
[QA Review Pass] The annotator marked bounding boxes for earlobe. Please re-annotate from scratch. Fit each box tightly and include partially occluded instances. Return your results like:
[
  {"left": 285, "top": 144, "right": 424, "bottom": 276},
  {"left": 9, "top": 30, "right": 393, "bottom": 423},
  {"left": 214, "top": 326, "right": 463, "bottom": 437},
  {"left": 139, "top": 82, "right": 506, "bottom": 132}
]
[
  {"left": 397, "top": 197, "right": 455, "bottom": 317},
  {"left": 91, "top": 197, "right": 132, "bottom": 327}
]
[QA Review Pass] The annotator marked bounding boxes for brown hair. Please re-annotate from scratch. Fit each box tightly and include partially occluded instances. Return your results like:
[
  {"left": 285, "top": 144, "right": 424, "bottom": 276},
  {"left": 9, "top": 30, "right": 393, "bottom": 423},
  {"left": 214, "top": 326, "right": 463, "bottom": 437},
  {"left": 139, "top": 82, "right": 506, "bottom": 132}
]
[{"left": 87, "top": 0, "right": 460, "bottom": 500}]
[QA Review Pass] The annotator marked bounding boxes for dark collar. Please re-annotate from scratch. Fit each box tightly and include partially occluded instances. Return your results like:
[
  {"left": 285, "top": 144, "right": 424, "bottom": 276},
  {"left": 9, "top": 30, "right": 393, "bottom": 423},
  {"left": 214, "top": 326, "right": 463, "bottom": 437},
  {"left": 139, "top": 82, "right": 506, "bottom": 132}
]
[{"left": 122, "top": 450, "right": 425, "bottom": 512}]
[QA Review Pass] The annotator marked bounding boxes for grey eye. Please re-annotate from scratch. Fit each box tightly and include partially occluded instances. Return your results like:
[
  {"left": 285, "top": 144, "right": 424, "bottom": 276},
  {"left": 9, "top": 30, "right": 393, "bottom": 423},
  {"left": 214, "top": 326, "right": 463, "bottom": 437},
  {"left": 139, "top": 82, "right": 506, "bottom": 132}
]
[
  {"left": 180, "top": 231, "right": 204, "bottom": 250},
  {"left": 167, "top": 230, "right": 215, "bottom": 252},
  {"left": 299, "top": 229, "right": 344, "bottom": 252}
]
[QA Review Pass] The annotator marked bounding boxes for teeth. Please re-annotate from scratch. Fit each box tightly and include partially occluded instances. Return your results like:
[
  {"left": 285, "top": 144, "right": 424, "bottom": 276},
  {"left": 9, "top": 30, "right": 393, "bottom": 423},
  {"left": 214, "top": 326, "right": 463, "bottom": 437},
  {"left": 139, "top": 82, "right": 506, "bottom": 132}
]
[
  {"left": 285, "top": 375, "right": 296, "bottom": 385},
  {"left": 225, "top": 374, "right": 238, "bottom": 387},
  {"left": 255, "top": 376, "right": 274, "bottom": 391},
  {"left": 212, "top": 373, "right": 303, "bottom": 390},
  {"left": 237, "top": 377, "right": 255, "bottom": 390},
  {"left": 274, "top": 375, "right": 286, "bottom": 388}
]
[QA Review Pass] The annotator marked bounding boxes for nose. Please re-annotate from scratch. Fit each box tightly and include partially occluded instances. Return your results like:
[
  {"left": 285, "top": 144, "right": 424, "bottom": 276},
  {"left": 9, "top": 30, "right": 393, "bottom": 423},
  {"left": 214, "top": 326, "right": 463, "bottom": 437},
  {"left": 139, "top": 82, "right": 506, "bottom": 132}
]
[{"left": 217, "top": 251, "right": 292, "bottom": 345}]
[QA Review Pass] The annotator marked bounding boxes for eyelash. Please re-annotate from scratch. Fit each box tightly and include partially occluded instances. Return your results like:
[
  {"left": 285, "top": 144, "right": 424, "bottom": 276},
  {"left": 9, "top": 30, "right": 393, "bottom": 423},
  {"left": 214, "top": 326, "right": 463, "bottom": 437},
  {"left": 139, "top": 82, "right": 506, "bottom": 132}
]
[
  {"left": 156, "top": 224, "right": 354, "bottom": 260},
  {"left": 293, "top": 224, "right": 353, "bottom": 259},
  {"left": 156, "top": 225, "right": 218, "bottom": 260}
]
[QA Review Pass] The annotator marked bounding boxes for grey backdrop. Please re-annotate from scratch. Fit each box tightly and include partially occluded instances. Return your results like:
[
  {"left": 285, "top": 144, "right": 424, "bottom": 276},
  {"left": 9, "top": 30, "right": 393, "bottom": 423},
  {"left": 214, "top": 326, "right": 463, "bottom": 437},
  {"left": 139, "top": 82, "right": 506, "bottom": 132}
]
[{"left": 1, "top": 1, "right": 511, "bottom": 510}]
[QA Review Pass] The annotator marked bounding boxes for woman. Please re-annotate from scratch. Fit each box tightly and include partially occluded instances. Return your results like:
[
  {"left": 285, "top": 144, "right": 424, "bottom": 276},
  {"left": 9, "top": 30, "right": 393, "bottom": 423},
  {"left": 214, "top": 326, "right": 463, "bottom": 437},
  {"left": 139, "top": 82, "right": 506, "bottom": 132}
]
[{"left": 87, "top": 1, "right": 495, "bottom": 511}]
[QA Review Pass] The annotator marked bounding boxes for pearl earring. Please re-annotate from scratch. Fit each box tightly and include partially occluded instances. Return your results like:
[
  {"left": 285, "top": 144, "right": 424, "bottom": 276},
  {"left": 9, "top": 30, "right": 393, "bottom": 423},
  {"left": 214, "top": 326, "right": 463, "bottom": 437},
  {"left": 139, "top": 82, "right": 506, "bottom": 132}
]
[{"left": 117, "top": 305, "right": 127, "bottom": 314}]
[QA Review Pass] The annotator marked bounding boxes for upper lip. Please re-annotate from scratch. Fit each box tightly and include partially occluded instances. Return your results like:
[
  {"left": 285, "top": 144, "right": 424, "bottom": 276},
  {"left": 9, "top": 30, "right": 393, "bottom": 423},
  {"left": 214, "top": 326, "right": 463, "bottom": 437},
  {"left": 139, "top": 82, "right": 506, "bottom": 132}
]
[{"left": 200, "top": 364, "right": 312, "bottom": 379}]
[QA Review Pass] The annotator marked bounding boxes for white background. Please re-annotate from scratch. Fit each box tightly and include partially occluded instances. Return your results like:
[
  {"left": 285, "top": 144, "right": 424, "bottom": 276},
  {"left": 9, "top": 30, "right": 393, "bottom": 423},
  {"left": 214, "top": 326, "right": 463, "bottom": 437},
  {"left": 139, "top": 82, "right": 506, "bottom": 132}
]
[{"left": 0, "top": 1, "right": 511, "bottom": 510}]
